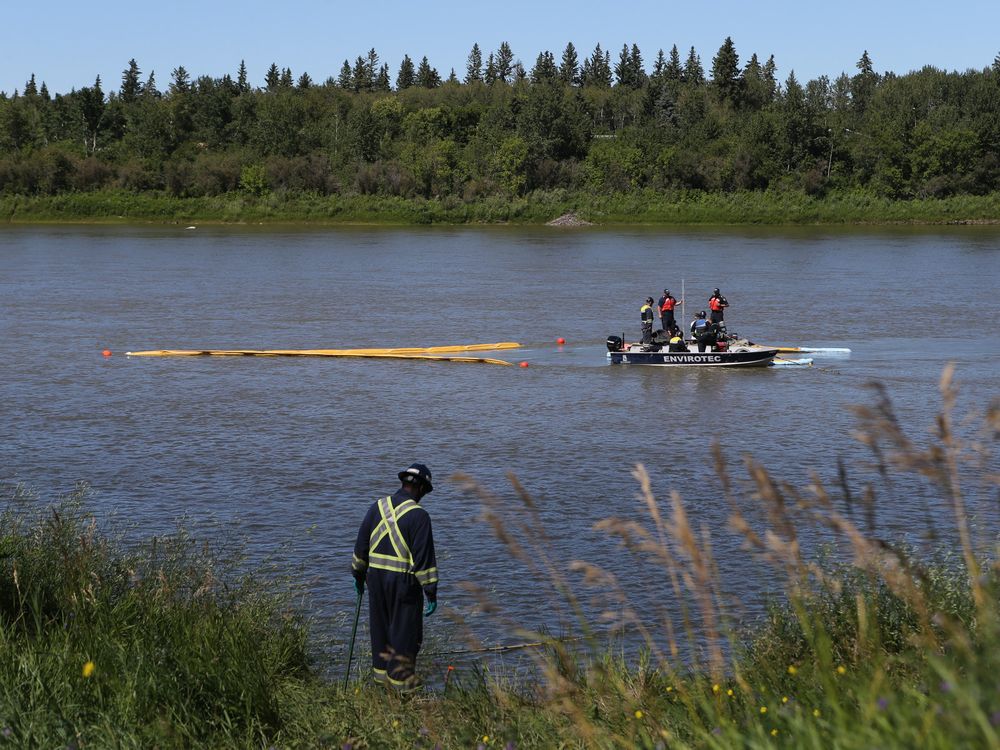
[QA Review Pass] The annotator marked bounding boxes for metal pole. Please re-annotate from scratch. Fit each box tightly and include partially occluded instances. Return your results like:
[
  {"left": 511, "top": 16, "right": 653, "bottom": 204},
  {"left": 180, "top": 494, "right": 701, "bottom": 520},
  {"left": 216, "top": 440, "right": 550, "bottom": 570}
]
[
  {"left": 343, "top": 590, "right": 363, "bottom": 689},
  {"left": 681, "top": 279, "right": 686, "bottom": 339}
]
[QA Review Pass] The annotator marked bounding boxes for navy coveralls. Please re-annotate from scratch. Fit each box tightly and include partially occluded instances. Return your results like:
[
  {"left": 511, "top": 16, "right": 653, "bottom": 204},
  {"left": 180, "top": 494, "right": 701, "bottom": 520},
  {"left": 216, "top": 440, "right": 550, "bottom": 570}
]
[{"left": 351, "top": 487, "right": 438, "bottom": 686}]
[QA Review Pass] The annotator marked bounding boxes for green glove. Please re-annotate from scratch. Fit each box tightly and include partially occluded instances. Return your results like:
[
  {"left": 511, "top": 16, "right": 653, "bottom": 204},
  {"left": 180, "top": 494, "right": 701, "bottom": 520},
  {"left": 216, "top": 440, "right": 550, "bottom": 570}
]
[
  {"left": 424, "top": 600, "right": 437, "bottom": 616},
  {"left": 353, "top": 578, "right": 364, "bottom": 596}
]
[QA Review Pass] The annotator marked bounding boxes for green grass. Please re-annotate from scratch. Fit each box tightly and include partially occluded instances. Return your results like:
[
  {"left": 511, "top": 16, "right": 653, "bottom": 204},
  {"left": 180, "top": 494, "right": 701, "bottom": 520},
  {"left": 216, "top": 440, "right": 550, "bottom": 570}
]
[
  {"left": 1, "top": 369, "right": 997, "bottom": 747},
  {"left": 2, "top": 188, "right": 999, "bottom": 225}
]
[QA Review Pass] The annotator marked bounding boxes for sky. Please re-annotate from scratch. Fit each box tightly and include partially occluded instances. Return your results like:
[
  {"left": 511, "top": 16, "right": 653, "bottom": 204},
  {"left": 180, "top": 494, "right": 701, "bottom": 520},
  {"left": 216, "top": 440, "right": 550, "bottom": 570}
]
[{"left": 4, "top": 0, "right": 999, "bottom": 96}]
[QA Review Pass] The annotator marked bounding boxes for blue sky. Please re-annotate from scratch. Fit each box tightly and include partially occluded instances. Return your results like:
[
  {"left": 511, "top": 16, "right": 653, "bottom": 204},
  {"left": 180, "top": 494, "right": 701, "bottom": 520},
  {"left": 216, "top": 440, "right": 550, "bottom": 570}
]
[{"left": 4, "top": 0, "right": 998, "bottom": 95}]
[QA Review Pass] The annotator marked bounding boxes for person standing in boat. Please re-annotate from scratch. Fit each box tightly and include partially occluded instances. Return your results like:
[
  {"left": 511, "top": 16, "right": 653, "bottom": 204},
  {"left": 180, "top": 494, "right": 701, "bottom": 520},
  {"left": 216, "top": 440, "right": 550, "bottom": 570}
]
[
  {"left": 708, "top": 289, "right": 729, "bottom": 324},
  {"left": 690, "top": 311, "right": 718, "bottom": 352},
  {"left": 351, "top": 463, "right": 438, "bottom": 689},
  {"left": 658, "top": 289, "right": 680, "bottom": 333},
  {"left": 640, "top": 297, "right": 655, "bottom": 345}
]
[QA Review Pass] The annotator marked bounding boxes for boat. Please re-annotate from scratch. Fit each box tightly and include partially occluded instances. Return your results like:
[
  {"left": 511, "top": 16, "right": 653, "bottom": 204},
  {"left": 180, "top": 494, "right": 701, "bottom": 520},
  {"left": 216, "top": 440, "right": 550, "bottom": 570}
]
[{"left": 605, "top": 334, "right": 778, "bottom": 367}]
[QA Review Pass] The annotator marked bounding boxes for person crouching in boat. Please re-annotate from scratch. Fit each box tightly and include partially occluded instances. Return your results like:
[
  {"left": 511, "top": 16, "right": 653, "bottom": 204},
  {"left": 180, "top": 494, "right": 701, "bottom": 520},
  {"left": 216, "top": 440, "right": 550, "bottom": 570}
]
[
  {"left": 690, "top": 311, "right": 718, "bottom": 352},
  {"left": 640, "top": 297, "right": 655, "bottom": 345},
  {"left": 668, "top": 329, "right": 689, "bottom": 352}
]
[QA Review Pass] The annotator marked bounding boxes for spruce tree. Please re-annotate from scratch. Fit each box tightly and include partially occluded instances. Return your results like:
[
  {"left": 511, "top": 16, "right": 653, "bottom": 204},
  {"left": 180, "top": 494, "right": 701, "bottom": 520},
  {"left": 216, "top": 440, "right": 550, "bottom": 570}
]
[
  {"left": 375, "top": 64, "right": 391, "bottom": 91},
  {"left": 237, "top": 60, "right": 249, "bottom": 93},
  {"left": 496, "top": 42, "right": 514, "bottom": 83},
  {"left": 666, "top": 45, "right": 683, "bottom": 82},
  {"left": 615, "top": 44, "right": 632, "bottom": 87},
  {"left": 465, "top": 43, "right": 483, "bottom": 83},
  {"left": 651, "top": 49, "right": 666, "bottom": 81},
  {"left": 120, "top": 59, "right": 142, "bottom": 103},
  {"left": 280, "top": 67, "right": 294, "bottom": 89},
  {"left": 265, "top": 63, "right": 281, "bottom": 90},
  {"left": 447, "top": 68, "right": 459, "bottom": 84},
  {"left": 396, "top": 55, "right": 415, "bottom": 89},
  {"left": 297, "top": 72, "right": 312, "bottom": 89},
  {"left": 143, "top": 71, "right": 159, "bottom": 98},
  {"left": 338, "top": 60, "right": 352, "bottom": 89},
  {"left": 630, "top": 44, "right": 646, "bottom": 87},
  {"left": 170, "top": 66, "right": 190, "bottom": 94},
  {"left": 560, "top": 42, "right": 579, "bottom": 85},
  {"left": 484, "top": 53, "right": 498, "bottom": 84},
  {"left": 531, "top": 51, "right": 558, "bottom": 83},
  {"left": 416, "top": 56, "right": 441, "bottom": 88},
  {"left": 710, "top": 36, "right": 740, "bottom": 105},
  {"left": 24, "top": 74, "right": 38, "bottom": 98},
  {"left": 352, "top": 56, "right": 370, "bottom": 91},
  {"left": 684, "top": 47, "right": 704, "bottom": 85}
]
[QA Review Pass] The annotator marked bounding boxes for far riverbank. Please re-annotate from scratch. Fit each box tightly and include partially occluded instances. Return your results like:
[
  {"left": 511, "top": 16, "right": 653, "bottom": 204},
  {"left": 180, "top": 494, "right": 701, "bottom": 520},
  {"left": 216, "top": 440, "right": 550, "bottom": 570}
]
[{"left": 3, "top": 188, "right": 999, "bottom": 225}]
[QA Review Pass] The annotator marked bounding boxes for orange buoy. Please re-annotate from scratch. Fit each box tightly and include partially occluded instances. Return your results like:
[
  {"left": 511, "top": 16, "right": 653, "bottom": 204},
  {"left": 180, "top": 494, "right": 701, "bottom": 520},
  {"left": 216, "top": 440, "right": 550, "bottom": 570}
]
[
  {"left": 102, "top": 349, "right": 112, "bottom": 357},
  {"left": 519, "top": 361, "right": 529, "bottom": 368},
  {"left": 556, "top": 337, "right": 565, "bottom": 345}
]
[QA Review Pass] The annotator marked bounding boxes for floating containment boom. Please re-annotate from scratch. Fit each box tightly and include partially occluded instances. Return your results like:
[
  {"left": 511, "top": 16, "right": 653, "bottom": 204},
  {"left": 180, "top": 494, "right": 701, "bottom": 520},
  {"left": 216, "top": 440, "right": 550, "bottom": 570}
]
[{"left": 124, "top": 342, "right": 522, "bottom": 367}]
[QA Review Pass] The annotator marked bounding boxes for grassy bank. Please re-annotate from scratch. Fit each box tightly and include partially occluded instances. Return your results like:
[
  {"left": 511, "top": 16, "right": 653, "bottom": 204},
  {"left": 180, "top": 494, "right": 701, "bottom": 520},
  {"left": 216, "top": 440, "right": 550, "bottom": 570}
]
[
  {"left": 2, "top": 370, "right": 997, "bottom": 748},
  {"left": 2, "top": 188, "right": 1000, "bottom": 226}
]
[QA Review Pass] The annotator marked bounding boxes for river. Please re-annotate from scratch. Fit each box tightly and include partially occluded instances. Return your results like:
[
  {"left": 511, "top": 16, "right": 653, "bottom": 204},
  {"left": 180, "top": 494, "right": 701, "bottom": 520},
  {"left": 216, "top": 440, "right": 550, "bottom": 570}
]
[{"left": 1, "top": 224, "right": 997, "bottom": 670}]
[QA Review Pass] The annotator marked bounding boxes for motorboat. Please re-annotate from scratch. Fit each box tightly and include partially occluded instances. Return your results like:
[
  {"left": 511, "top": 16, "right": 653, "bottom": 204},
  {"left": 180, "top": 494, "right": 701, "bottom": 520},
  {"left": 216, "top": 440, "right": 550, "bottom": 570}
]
[{"left": 605, "top": 334, "right": 778, "bottom": 367}]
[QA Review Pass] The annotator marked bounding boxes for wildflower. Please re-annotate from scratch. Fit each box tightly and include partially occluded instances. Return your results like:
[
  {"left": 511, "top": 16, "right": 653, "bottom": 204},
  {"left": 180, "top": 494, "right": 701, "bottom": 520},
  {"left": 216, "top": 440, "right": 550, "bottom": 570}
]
[
  {"left": 342, "top": 744, "right": 353, "bottom": 750},
  {"left": 836, "top": 665, "right": 846, "bottom": 675},
  {"left": 392, "top": 720, "right": 399, "bottom": 728},
  {"left": 1, "top": 728, "right": 12, "bottom": 738},
  {"left": 82, "top": 661, "right": 95, "bottom": 678},
  {"left": 482, "top": 735, "right": 490, "bottom": 743},
  {"left": 782, "top": 696, "right": 789, "bottom": 704},
  {"left": 634, "top": 710, "right": 644, "bottom": 719},
  {"left": 727, "top": 689, "right": 734, "bottom": 697},
  {"left": 939, "top": 680, "right": 953, "bottom": 693},
  {"left": 813, "top": 709, "right": 821, "bottom": 718},
  {"left": 419, "top": 727, "right": 430, "bottom": 737},
  {"left": 877, "top": 697, "right": 889, "bottom": 711},
  {"left": 787, "top": 665, "right": 798, "bottom": 675},
  {"left": 505, "top": 742, "right": 516, "bottom": 750},
  {"left": 665, "top": 686, "right": 673, "bottom": 692},
  {"left": 760, "top": 706, "right": 768, "bottom": 714},
  {"left": 771, "top": 729, "right": 779, "bottom": 736},
  {"left": 712, "top": 684, "right": 720, "bottom": 694}
]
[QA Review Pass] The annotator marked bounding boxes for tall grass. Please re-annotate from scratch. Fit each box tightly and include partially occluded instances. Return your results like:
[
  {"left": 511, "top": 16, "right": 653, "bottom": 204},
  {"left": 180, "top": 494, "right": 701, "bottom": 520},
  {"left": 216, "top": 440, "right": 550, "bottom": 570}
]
[
  {"left": 1, "top": 369, "right": 996, "bottom": 747},
  {"left": 3, "top": 188, "right": 999, "bottom": 225}
]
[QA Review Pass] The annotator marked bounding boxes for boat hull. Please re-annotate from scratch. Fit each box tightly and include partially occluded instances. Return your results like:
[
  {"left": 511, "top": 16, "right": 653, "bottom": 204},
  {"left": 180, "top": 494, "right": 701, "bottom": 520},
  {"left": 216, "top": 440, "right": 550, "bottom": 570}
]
[{"left": 607, "top": 348, "right": 778, "bottom": 367}]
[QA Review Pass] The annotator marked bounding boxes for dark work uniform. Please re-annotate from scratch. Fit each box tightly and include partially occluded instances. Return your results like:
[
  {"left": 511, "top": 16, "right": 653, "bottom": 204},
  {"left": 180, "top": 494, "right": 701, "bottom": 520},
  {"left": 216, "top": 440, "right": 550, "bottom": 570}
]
[
  {"left": 691, "top": 318, "right": 717, "bottom": 352},
  {"left": 351, "top": 487, "right": 438, "bottom": 686},
  {"left": 709, "top": 294, "right": 728, "bottom": 324},
  {"left": 640, "top": 303, "right": 655, "bottom": 344},
  {"left": 658, "top": 294, "right": 677, "bottom": 331}
]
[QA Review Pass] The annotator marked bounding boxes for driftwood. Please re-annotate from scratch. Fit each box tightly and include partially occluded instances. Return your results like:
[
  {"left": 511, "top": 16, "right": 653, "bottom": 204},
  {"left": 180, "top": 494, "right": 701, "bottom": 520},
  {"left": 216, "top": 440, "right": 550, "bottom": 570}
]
[{"left": 545, "top": 212, "right": 594, "bottom": 227}]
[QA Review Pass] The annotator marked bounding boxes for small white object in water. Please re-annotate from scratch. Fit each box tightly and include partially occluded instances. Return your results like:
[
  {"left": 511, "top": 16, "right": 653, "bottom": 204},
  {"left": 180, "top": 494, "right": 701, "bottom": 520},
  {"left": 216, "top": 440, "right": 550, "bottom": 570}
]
[{"left": 185, "top": 226, "right": 197, "bottom": 230}]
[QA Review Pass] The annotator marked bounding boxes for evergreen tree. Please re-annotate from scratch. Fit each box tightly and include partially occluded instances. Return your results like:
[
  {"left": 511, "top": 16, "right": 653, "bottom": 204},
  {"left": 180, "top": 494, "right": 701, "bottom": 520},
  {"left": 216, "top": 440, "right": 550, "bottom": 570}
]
[
  {"left": 265, "top": 63, "right": 281, "bottom": 90},
  {"left": 396, "top": 55, "right": 415, "bottom": 89},
  {"left": 851, "top": 50, "right": 878, "bottom": 113},
  {"left": 630, "top": 44, "right": 646, "bottom": 87},
  {"left": 297, "top": 72, "right": 313, "bottom": 89},
  {"left": 416, "top": 56, "right": 441, "bottom": 88},
  {"left": 513, "top": 61, "right": 527, "bottom": 83},
  {"left": 143, "top": 71, "right": 159, "bottom": 98},
  {"left": 582, "top": 43, "right": 612, "bottom": 87},
  {"left": 39, "top": 81, "right": 49, "bottom": 100},
  {"left": 742, "top": 53, "right": 770, "bottom": 109},
  {"left": 710, "top": 36, "right": 741, "bottom": 105},
  {"left": 496, "top": 42, "right": 514, "bottom": 83},
  {"left": 120, "top": 59, "right": 142, "bottom": 103},
  {"left": 531, "top": 51, "right": 558, "bottom": 83},
  {"left": 352, "top": 56, "right": 370, "bottom": 91},
  {"left": 24, "top": 74, "right": 38, "bottom": 98},
  {"left": 651, "top": 49, "right": 666, "bottom": 81},
  {"left": 465, "top": 43, "right": 483, "bottom": 83},
  {"left": 666, "top": 45, "right": 683, "bottom": 82},
  {"left": 447, "top": 68, "right": 459, "bottom": 84},
  {"left": 375, "top": 64, "right": 391, "bottom": 91},
  {"left": 338, "top": 60, "right": 352, "bottom": 89},
  {"left": 684, "top": 47, "right": 704, "bottom": 85},
  {"left": 993, "top": 52, "right": 1000, "bottom": 74},
  {"left": 237, "top": 60, "right": 250, "bottom": 93},
  {"left": 615, "top": 44, "right": 632, "bottom": 87},
  {"left": 484, "top": 53, "right": 498, "bottom": 85},
  {"left": 560, "top": 42, "right": 579, "bottom": 85},
  {"left": 170, "top": 66, "right": 190, "bottom": 95},
  {"left": 280, "top": 67, "right": 294, "bottom": 88}
]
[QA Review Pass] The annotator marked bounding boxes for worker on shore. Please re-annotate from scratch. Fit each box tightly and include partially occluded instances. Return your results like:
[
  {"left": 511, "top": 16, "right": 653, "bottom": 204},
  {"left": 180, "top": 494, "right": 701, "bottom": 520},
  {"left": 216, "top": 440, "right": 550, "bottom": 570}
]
[
  {"left": 640, "top": 297, "right": 655, "bottom": 345},
  {"left": 690, "top": 311, "right": 718, "bottom": 352},
  {"left": 708, "top": 288, "right": 729, "bottom": 324},
  {"left": 658, "top": 289, "right": 681, "bottom": 332},
  {"left": 351, "top": 463, "right": 438, "bottom": 689}
]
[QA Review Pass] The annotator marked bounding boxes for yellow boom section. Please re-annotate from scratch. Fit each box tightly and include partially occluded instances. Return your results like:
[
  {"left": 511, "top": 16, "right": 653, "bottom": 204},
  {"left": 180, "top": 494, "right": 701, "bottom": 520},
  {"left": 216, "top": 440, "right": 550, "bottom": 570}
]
[{"left": 124, "top": 343, "right": 521, "bottom": 366}]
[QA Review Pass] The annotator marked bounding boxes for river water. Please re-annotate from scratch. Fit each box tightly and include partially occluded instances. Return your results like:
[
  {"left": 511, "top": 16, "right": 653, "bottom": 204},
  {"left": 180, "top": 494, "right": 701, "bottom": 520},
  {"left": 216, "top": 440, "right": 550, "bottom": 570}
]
[{"left": 2, "top": 224, "right": 998, "bottom": 670}]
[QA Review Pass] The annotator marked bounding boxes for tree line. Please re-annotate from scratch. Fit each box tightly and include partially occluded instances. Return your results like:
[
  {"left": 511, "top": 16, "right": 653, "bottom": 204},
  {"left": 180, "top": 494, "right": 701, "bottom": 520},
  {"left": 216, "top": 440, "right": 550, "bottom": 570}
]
[{"left": 2, "top": 40, "right": 1000, "bottom": 202}]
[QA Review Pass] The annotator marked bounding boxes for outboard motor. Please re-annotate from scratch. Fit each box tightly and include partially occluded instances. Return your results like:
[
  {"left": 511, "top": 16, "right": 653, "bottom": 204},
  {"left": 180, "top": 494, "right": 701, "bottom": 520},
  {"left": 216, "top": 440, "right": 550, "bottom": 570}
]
[{"left": 606, "top": 335, "right": 623, "bottom": 352}]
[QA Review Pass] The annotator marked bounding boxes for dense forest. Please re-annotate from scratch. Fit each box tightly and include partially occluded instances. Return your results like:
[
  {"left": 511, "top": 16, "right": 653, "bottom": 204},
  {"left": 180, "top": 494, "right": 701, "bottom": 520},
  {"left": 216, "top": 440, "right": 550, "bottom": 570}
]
[{"left": 2, "top": 39, "right": 1000, "bottom": 206}]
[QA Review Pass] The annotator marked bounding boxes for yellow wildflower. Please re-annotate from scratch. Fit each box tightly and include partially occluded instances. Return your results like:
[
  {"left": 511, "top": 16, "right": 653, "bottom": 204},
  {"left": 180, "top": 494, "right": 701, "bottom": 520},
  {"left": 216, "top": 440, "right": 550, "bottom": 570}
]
[
  {"left": 666, "top": 686, "right": 673, "bottom": 692},
  {"left": 760, "top": 706, "right": 768, "bottom": 714},
  {"left": 782, "top": 696, "right": 789, "bottom": 704},
  {"left": 634, "top": 710, "right": 643, "bottom": 719},
  {"left": 771, "top": 729, "right": 779, "bottom": 736},
  {"left": 727, "top": 689, "right": 734, "bottom": 697},
  {"left": 82, "top": 661, "right": 95, "bottom": 678},
  {"left": 482, "top": 736, "right": 489, "bottom": 744},
  {"left": 787, "top": 665, "right": 798, "bottom": 675},
  {"left": 836, "top": 665, "right": 846, "bottom": 675},
  {"left": 813, "top": 709, "right": 821, "bottom": 718},
  {"left": 712, "top": 683, "right": 720, "bottom": 693}
]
